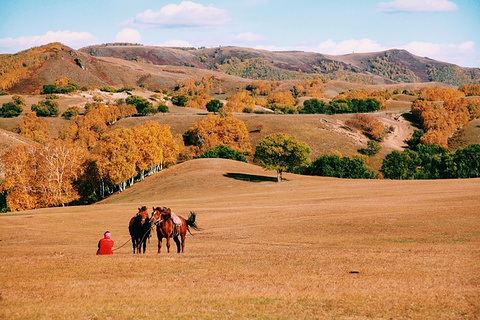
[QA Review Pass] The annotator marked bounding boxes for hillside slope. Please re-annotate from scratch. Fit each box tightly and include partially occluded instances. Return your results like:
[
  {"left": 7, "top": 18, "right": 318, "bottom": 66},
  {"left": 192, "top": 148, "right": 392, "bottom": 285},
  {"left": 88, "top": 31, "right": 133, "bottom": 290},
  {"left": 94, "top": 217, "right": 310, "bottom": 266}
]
[
  {"left": 1, "top": 158, "right": 479, "bottom": 318},
  {"left": 0, "top": 43, "right": 249, "bottom": 93},
  {"left": 82, "top": 44, "right": 480, "bottom": 85},
  {"left": 2, "top": 43, "right": 478, "bottom": 95}
]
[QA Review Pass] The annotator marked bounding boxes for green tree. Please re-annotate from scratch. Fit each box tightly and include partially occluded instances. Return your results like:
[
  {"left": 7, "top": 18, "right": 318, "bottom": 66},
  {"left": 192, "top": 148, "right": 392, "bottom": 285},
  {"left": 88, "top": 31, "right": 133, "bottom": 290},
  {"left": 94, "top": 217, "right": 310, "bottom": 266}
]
[
  {"left": 0, "top": 95, "right": 25, "bottom": 118},
  {"left": 199, "top": 145, "right": 247, "bottom": 162},
  {"left": 443, "top": 144, "right": 480, "bottom": 178},
  {"left": 171, "top": 94, "right": 189, "bottom": 107},
  {"left": 125, "top": 95, "right": 154, "bottom": 115},
  {"left": 31, "top": 99, "right": 59, "bottom": 117},
  {"left": 206, "top": 99, "right": 223, "bottom": 113},
  {"left": 254, "top": 134, "right": 311, "bottom": 182},
  {"left": 381, "top": 150, "right": 420, "bottom": 179},
  {"left": 306, "top": 154, "right": 378, "bottom": 179}
]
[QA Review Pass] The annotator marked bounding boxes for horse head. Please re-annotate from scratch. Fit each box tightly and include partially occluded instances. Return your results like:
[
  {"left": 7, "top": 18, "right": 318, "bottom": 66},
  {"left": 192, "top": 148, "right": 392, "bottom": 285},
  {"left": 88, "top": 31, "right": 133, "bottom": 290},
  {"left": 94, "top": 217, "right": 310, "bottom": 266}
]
[
  {"left": 150, "top": 206, "right": 172, "bottom": 225},
  {"left": 150, "top": 207, "right": 162, "bottom": 225}
]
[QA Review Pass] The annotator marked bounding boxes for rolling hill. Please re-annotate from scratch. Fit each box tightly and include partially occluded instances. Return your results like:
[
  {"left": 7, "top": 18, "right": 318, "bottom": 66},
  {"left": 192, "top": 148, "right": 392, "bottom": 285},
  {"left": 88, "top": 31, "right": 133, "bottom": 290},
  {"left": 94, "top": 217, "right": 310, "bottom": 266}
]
[
  {"left": 1, "top": 158, "right": 479, "bottom": 318},
  {"left": 1, "top": 42, "right": 479, "bottom": 94}
]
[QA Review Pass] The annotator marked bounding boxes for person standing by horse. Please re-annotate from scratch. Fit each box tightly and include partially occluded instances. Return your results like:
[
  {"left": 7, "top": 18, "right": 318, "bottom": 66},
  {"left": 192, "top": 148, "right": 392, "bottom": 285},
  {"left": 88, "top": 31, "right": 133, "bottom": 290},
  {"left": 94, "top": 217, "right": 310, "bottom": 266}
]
[{"left": 96, "top": 231, "right": 114, "bottom": 255}]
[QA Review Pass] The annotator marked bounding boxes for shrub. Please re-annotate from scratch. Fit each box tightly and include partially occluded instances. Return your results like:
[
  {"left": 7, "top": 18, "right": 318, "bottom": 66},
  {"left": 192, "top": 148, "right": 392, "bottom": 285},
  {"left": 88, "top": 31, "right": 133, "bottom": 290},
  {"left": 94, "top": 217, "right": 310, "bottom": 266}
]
[
  {"left": 0, "top": 102, "right": 23, "bottom": 117},
  {"left": 306, "top": 154, "right": 378, "bottom": 179},
  {"left": 171, "top": 95, "right": 189, "bottom": 107},
  {"left": 31, "top": 99, "right": 59, "bottom": 117},
  {"left": 358, "top": 140, "right": 381, "bottom": 156},
  {"left": 157, "top": 105, "right": 169, "bottom": 113},
  {"left": 125, "top": 95, "right": 153, "bottom": 115},
  {"left": 206, "top": 99, "right": 223, "bottom": 113},
  {"left": 62, "top": 106, "right": 81, "bottom": 120},
  {"left": 199, "top": 145, "right": 247, "bottom": 162},
  {"left": 0, "top": 95, "right": 25, "bottom": 118}
]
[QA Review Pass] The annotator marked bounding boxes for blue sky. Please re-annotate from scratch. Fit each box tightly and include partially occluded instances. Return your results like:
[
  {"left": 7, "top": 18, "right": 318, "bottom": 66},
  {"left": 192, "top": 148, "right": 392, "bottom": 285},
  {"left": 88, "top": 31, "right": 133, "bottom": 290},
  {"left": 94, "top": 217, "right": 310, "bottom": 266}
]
[{"left": 1, "top": 0, "right": 479, "bottom": 67}]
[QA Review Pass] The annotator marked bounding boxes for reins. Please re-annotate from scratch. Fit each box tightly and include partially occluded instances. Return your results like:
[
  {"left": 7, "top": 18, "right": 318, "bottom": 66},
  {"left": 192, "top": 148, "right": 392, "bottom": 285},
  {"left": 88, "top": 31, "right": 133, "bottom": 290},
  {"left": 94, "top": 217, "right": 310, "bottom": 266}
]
[{"left": 111, "top": 218, "right": 163, "bottom": 252}]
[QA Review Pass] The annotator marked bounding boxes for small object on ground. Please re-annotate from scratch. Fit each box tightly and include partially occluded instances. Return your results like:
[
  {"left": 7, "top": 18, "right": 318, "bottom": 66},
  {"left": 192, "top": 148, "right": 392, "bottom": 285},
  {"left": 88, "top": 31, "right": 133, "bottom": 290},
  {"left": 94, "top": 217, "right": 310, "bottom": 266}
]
[{"left": 349, "top": 270, "right": 360, "bottom": 274}]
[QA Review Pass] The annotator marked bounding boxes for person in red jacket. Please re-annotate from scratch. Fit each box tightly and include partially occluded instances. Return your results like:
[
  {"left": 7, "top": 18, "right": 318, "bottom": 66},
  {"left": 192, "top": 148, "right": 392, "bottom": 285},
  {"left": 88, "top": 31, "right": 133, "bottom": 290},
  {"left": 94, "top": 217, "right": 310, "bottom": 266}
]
[{"left": 96, "top": 231, "right": 114, "bottom": 255}]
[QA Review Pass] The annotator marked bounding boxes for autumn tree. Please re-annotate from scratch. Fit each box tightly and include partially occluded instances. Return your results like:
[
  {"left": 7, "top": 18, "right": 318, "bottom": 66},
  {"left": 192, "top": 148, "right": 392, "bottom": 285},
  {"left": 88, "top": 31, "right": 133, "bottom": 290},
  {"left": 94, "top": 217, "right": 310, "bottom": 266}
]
[
  {"left": 292, "top": 78, "right": 325, "bottom": 98},
  {"left": 133, "top": 122, "right": 179, "bottom": 178},
  {"left": 267, "top": 90, "right": 296, "bottom": 106},
  {"left": 184, "top": 114, "right": 251, "bottom": 155},
  {"left": 345, "top": 113, "right": 388, "bottom": 141},
  {"left": 18, "top": 112, "right": 50, "bottom": 143},
  {"left": 0, "top": 145, "right": 39, "bottom": 210},
  {"left": 254, "top": 134, "right": 311, "bottom": 182},
  {"left": 0, "top": 140, "right": 88, "bottom": 211},
  {"left": 96, "top": 127, "right": 139, "bottom": 192},
  {"left": 411, "top": 87, "right": 474, "bottom": 147},
  {"left": 458, "top": 84, "right": 480, "bottom": 96},
  {"left": 172, "top": 76, "right": 215, "bottom": 110},
  {"left": 225, "top": 91, "right": 256, "bottom": 112}
]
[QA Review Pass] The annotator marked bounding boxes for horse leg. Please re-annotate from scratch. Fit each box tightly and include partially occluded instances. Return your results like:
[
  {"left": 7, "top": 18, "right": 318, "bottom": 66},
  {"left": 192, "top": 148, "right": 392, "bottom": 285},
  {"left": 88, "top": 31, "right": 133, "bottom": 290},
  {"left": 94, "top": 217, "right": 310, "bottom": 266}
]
[
  {"left": 180, "top": 233, "right": 186, "bottom": 253},
  {"left": 132, "top": 238, "right": 137, "bottom": 254},
  {"left": 157, "top": 237, "right": 162, "bottom": 254},
  {"left": 166, "top": 236, "right": 171, "bottom": 253},
  {"left": 142, "top": 239, "right": 147, "bottom": 254},
  {"left": 173, "top": 235, "right": 181, "bottom": 253}
]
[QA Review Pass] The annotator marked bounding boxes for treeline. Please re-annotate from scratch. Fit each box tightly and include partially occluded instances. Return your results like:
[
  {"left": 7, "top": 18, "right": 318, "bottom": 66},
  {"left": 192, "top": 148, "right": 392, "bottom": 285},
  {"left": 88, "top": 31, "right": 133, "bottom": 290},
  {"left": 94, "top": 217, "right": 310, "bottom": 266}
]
[
  {"left": 0, "top": 108, "right": 253, "bottom": 211},
  {"left": 300, "top": 98, "right": 381, "bottom": 114},
  {"left": 410, "top": 87, "right": 480, "bottom": 147},
  {"left": 382, "top": 144, "right": 480, "bottom": 179}
]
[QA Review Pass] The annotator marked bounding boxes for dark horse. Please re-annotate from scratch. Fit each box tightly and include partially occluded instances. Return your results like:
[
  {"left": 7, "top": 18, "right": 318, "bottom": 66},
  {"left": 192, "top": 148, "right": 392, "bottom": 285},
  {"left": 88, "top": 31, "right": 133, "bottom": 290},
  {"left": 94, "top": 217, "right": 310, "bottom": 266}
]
[
  {"left": 150, "top": 206, "right": 199, "bottom": 253},
  {"left": 128, "top": 206, "right": 151, "bottom": 254}
]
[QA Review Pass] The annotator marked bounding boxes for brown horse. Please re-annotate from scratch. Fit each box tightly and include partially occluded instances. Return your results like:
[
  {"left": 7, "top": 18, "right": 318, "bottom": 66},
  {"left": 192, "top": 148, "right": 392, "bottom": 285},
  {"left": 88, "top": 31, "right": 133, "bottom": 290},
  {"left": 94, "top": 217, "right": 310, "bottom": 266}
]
[
  {"left": 128, "top": 206, "right": 151, "bottom": 254},
  {"left": 150, "top": 206, "right": 199, "bottom": 253}
]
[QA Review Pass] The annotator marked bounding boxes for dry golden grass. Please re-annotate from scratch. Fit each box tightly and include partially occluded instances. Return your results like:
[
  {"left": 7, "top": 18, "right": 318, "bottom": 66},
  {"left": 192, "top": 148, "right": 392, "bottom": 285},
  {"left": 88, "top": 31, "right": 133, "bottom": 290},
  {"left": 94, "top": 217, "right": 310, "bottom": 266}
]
[{"left": 1, "top": 159, "right": 479, "bottom": 319}]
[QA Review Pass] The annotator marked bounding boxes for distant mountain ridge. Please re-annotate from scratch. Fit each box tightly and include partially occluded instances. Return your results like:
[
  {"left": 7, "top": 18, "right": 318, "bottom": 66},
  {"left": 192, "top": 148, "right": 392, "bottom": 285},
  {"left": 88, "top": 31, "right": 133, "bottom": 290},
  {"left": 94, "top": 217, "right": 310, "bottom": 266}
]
[{"left": 1, "top": 42, "right": 479, "bottom": 93}]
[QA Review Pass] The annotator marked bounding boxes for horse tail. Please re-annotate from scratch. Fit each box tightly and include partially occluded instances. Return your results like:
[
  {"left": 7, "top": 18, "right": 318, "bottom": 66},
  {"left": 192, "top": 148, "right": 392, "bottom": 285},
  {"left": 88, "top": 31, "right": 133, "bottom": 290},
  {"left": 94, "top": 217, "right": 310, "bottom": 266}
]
[{"left": 185, "top": 211, "right": 200, "bottom": 234}]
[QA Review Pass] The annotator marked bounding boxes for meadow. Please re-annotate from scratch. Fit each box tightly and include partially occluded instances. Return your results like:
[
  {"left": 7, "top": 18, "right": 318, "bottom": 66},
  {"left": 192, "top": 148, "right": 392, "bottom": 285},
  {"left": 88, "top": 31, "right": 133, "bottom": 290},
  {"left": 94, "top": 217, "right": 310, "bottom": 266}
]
[{"left": 1, "top": 158, "right": 479, "bottom": 319}]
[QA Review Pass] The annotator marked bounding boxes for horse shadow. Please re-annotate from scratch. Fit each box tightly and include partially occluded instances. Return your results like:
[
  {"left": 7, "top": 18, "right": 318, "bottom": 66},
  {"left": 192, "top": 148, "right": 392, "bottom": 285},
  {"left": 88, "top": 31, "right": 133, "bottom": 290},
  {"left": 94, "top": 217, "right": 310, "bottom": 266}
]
[{"left": 223, "top": 172, "right": 278, "bottom": 182}]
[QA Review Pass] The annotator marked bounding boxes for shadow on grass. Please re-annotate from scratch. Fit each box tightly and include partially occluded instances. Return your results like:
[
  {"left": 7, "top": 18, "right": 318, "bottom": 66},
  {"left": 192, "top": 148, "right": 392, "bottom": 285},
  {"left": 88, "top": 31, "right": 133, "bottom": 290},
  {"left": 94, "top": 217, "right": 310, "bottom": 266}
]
[{"left": 223, "top": 172, "right": 278, "bottom": 183}]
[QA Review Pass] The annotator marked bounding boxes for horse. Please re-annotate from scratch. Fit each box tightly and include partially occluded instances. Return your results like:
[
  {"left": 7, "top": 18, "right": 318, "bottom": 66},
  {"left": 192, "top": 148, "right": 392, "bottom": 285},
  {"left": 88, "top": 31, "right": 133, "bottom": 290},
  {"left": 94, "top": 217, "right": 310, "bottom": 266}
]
[
  {"left": 150, "top": 206, "right": 199, "bottom": 253},
  {"left": 128, "top": 206, "right": 152, "bottom": 254}
]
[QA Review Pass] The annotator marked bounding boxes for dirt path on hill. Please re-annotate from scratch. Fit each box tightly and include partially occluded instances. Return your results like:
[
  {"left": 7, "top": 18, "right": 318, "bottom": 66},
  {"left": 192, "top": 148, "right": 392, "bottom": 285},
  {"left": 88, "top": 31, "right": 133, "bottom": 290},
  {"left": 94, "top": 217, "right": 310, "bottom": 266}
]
[{"left": 377, "top": 113, "right": 415, "bottom": 151}]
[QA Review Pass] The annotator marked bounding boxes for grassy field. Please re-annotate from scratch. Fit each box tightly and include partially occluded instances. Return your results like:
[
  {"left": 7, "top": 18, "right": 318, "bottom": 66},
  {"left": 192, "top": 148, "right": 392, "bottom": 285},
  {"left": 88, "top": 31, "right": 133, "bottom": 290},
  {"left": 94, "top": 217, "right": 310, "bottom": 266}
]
[{"left": 1, "top": 158, "right": 479, "bottom": 319}]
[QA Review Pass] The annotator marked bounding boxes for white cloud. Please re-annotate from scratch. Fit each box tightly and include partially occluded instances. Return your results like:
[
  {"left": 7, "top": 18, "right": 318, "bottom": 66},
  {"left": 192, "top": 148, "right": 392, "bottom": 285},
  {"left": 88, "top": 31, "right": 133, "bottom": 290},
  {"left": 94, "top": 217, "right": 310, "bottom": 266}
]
[
  {"left": 377, "top": 0, "right": 457, "bottom": 13},
  {"left": 115, "top": 28, "right": 142, "bottom": 43},
  {"left": 400, "top": 40, "right": 477, "bottom": 66},
  {"left": 0, "top": 30, "right": 97, "bottom": 53},
  {"left": 257, "top": 38, "right": 478, "bottom": 67},
  {"left": 315, "top": 39, "right": 387, "bottom": 55},
  {"left": 159, "top": 39, "right": 193, "bottom": 47},
  {"left": 133, "top": 1, "right": 229, "bottom": 28},
  {"left": 232, "top": 32, "right": 264, "bottom": 43}
]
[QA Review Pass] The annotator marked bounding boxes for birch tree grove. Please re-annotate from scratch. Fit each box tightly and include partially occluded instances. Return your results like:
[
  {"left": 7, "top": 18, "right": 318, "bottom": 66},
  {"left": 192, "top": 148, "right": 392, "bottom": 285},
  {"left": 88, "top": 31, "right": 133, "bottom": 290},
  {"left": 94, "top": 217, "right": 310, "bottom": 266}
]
[
  {"left": 96, "top": 127, "right": 139, "bottom": 192},
  {"left": 0, "top": 140, "right": 87, "bottom": 211}
]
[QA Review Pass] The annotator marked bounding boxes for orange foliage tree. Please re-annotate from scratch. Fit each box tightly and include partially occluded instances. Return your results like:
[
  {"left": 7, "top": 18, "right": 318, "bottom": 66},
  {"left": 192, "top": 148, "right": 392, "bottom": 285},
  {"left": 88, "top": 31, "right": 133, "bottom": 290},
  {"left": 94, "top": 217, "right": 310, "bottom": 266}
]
[
  {"left": 334, "top": 88, "right": 391, "bottom": 109},
  {"left": 458, "top": 84, "right": 480, "bottom": 96},
  {"left": 184, "top": 114, "right": 252, "bottom": 155},
  {"left": 60, "top": 103, "right": 122, "bottom": 149},
  {"left": 0, "top": 140, "right": 88, "bottom": 211},
  {"left": 292, "top": 78, "right": 325, "bottom": 98},
  {"left": 173, "top": 76, "right": 215, "bottom": 110},
  {"left": 225, "top": 91, "right": 256, "bottom": 112},
  {"left": 133, "top": 122, "right": 180, "bottom": 179},
  {"left": 412, "top": 87, "right": 475, "bottom": 147},
  {"left": 96, "top": 127, "right": 139, "bottom": 192},
  {"left": 18, "top": 112, "right": 50, "bottom": 143},
  {"left": 345, "top": 114, "right": 388, "bottom": 141},
  {"left": 267, "top": 91, "right": 296, "bottom": 106}
]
